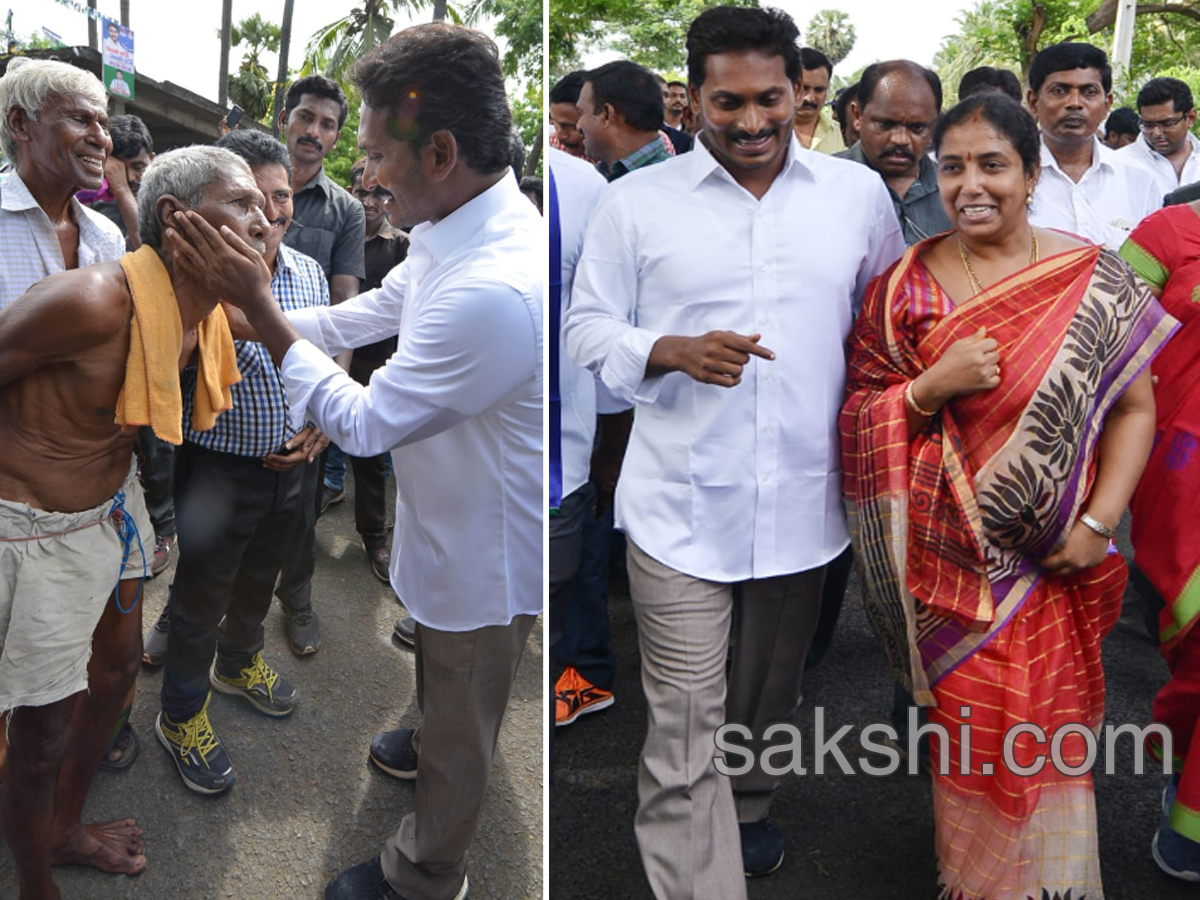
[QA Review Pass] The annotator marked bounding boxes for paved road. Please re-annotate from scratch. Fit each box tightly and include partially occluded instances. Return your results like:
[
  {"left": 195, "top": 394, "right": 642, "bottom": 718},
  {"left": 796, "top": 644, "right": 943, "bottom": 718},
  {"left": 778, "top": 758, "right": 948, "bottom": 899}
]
[
  {"left": 551, "top": 525, "right": 1193, "bottom": 900},
  {"left": 0, "top": 472, "right": 544, "bottom": 900}
]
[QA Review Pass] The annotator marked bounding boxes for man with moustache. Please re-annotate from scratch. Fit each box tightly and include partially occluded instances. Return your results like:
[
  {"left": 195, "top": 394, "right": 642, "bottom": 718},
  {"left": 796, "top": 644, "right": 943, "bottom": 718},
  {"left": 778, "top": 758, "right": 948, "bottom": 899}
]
[
  {"left": 577, "top": 60, "right": 673, "bottom": 181},
  {"left": 564, "top": 7, "right": 903, "bottom": 896},
  {"left": 1026, "top": 42, "right": 1160, "bottom": 250},
  {"left": 1119, "top": 77, "right": 1200, "bottom": 198},
  {"left": 329, "top": 157, "right": 408, "bottom": 583},
  {"left": 155, "top": 128, "right": 329, "bottom": 796},
  {"left": 837, "top": 60, "right": 950, "bottom": 244},
  {"left": 655, "top": 74, "right": 694, "bottom": 154},
  {"left": 77, "top": 114, "right": 153, "bottom": 251},
  {"left": 792, "top": 47, "right": 844, "bottom": 154},
  {"left": 665, "top": 80, "right": 689, "bottom": 132}
]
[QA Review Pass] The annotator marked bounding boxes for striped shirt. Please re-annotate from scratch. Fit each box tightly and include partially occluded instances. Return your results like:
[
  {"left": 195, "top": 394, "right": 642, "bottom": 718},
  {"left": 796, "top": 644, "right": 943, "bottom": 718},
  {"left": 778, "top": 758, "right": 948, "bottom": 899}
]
[
  {"left": 182, "top": 243, "right": 329, "bottom": 457},
  {"left": 0, "top": 170, "right": 126, "bottom": 310}
]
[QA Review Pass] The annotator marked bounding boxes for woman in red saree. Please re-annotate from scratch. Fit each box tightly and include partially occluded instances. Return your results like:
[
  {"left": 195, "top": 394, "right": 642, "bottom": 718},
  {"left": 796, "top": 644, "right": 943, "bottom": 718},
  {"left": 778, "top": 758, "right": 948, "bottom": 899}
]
[
  {"left": 841, "top": 93, "right": 1176, "bottom": 900},
  {"left": 1121, "top": 200, "right": 1200, "bottom": 879}
]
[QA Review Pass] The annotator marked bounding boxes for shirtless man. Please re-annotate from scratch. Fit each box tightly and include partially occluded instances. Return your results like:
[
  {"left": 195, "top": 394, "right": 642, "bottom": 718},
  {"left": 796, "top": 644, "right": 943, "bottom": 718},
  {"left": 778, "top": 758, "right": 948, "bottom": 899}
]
[{"left": 0, "top": 139, "right": 270, "bottom": 898}]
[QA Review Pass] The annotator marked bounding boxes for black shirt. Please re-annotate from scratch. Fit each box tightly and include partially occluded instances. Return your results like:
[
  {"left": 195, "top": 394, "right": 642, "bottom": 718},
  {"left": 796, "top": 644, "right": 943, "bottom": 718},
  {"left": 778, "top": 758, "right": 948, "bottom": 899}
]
[
  {"left": 348, "top": 223, "right": 410, "bottom": 385},
  {"left": 282, "top": 166, "right": 366, "bottom": 282}
]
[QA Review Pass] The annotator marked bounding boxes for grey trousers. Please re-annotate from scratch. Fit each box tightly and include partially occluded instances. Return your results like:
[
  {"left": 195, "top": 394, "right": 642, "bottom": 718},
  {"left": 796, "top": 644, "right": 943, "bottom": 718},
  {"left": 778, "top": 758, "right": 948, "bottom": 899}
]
[
  {"left": 627, "top": 540, "right": 824, "bottom": 900},
  {"left": 381, "top": 614, "right": 537, "bottom": 900}
]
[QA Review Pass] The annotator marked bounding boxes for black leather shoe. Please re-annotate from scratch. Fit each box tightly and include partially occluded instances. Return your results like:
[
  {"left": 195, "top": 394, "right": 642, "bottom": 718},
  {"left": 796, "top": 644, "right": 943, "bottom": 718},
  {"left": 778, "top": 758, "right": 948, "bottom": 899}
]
[
  {"left": 740, "top": 818, "right": 784, "bottom": 877},
  {"left": 369, "top": 727, "right": 418, "bottom": 780},
  {"left": 324, "top": 855, "right": 469, "bottom": 900}
]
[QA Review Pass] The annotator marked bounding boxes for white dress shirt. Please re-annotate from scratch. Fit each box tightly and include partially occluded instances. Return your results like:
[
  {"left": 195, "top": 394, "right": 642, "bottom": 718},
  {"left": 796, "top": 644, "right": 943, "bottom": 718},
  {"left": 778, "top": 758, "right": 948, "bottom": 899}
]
[
  {"left": 0, "top": 171, "right": 125, "bottom": 310},
  {"left": 550, "top": 147, "right": 610, "bottom": 499},
  {"left": 1029, "top": 136, "right": 1161, "bottom": 250},
  {"left": 1119, "top": 132, "right": 1200, "bottom": 201},
  {"left": 282, "top": 174, "right": 542, "bottom": 632},
  {"left": 564, "top": 136, "right": 904, "bottom": 582}
]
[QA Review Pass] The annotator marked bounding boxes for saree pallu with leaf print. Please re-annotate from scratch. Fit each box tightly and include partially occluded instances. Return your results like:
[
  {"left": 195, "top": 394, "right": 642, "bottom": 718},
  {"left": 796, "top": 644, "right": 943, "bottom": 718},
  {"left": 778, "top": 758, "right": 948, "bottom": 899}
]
[{"left": 841, "top": 238, "right": 1177, "bottom": 900}]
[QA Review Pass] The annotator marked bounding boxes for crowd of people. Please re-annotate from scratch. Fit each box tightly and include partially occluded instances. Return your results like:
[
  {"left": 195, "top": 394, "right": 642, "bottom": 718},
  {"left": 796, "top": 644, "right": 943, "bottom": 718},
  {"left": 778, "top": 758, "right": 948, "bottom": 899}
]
[
  {"left": 0, "top": 20, "right": 541, "bottom": 900},
  {"left": 550, "top": 6, "right": 1200, "bottom": 900}
]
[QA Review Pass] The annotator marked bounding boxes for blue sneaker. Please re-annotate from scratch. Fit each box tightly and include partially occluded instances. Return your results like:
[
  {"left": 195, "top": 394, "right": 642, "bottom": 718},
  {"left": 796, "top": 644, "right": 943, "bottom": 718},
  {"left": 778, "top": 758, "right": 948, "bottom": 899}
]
[
  {"left": 1154, "top": 774, "right": 1200, "bottom": 882},
  {"left": 740, "top": 818, "right": 784, "bottom": 877}
]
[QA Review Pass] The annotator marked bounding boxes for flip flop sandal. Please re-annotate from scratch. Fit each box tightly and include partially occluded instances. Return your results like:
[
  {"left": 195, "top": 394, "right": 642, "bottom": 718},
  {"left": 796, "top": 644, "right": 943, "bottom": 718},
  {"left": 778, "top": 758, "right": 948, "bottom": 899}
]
[{"left": 98, "top": 721, "right": 140, "bottom": 773}]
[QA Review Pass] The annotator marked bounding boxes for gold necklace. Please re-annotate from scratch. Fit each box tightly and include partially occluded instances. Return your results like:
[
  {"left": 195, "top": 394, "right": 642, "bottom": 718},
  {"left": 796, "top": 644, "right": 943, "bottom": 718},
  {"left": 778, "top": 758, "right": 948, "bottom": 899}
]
[{"left": 958, "top": 229, "right": 1039, "bottom": 294}]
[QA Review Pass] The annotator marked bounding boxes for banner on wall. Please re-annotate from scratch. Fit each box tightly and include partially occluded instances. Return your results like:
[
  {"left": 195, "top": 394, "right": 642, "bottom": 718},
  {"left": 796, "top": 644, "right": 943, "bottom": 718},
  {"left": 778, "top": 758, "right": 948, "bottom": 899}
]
[{"left": 101, "top": 16, "right": 134, "bottom": 100}]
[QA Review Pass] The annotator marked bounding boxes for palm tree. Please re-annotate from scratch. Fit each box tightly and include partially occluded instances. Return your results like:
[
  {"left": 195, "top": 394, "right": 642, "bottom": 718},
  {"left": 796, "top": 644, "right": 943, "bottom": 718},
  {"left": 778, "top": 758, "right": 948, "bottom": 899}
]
[
  {"left": 225, "top": 13, "right": 281, "bottom": 121},
  {"left": 302, "top": 0, "right": 454, "bottom": 86}
]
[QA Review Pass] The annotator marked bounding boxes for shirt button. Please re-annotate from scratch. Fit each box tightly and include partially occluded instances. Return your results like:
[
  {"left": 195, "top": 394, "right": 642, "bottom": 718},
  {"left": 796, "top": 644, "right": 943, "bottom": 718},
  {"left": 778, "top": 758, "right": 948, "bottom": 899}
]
[{"left": 761, "top": 474, "right": 771, "bottom": 483}]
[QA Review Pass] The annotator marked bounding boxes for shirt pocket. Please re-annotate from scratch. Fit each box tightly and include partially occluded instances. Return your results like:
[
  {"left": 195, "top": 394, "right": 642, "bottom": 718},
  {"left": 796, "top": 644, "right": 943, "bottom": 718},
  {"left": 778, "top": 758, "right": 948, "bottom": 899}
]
[{"left": 288, "top": 227, "right": 336, "bottom": 276}]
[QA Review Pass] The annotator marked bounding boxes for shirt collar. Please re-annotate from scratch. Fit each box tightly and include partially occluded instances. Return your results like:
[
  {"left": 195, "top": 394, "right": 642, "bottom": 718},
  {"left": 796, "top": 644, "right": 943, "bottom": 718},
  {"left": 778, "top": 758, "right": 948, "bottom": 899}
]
[
  {"left": 1039, "top": 135, "right": 1114, "bottom": 177},
  {"left": 294, "top": 166, "right": 332, "bottom": 197},
  {"left": 409, "top": 171, "right": 522, "bottom": 264},
  {"left": 684, "top": 130, "right": 816, "bottom": 192},
  {"left": 0, "top": 169, "right": 39, "bottom": 212},
  {"left": 2, "top": 169, "right": 113, "bottom": 244},
  {"left": 597, "top": 134, "right": 672, "bottom": 181},
  {"left": 1135, "top": 130, "right": 1200, "bottom": 161}
]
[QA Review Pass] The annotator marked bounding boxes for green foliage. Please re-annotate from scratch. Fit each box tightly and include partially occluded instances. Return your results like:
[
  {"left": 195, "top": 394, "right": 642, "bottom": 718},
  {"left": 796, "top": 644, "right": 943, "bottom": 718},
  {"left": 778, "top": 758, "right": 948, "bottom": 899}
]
[
  {"left": 465, "top": 0, "right": 541, "bottom": 83},
  {"left": 302, "top": 0, "right": 459, "bottom": 88},
  {"left": 934, "top": 0, "right": 1200, "bottom": 107},
  {"left": 321, "top": 90, "right": 364, "bottom": 189},
  {"left": 511, "top": 78, "right": 543, "bottom": 177},
  {"left": 805, "top": 10, "right": 856, "bottom": 67},
  {"left": 550, "top": 0, "right": 758, "bottom": 77}
]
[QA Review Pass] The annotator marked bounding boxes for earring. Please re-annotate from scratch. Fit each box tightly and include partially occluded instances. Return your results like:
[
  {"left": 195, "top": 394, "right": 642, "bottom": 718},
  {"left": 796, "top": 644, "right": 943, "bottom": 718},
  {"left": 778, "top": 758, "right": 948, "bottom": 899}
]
[{"left": 1026, "top": 190, "right": 1034, "bottom": 209}]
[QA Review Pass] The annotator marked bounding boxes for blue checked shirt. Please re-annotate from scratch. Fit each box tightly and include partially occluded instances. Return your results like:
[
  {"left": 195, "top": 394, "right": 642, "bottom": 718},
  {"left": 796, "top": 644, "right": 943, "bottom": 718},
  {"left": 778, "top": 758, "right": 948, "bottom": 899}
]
[{"left": 182, "top": 243, "right": 329, "bottom": 457}]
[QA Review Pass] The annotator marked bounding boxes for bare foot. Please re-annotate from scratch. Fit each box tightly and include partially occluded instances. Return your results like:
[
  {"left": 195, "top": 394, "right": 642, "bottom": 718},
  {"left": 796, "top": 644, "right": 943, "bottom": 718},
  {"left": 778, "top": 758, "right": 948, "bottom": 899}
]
[{"left": 50, "top": 819, "right": 147, "bottom": 874}]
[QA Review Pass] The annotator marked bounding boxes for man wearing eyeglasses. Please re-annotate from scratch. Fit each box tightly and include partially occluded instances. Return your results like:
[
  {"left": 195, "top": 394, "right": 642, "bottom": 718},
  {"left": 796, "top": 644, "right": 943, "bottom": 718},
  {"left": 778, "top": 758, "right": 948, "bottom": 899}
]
[
  {"left": 1026, "top": 42, "right": 1161, "bottom": 250},
  {"left": 1119, "top": 77, "right": 1200, "bottom": 200},
  {"left": 836, "top": 60, "right": 951, "bottom": 246}
]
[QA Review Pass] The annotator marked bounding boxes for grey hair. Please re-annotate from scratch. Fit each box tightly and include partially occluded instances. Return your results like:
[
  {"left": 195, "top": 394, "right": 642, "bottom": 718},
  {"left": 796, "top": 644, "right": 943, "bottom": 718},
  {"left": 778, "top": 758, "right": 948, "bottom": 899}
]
[
  {"left": 0, "top": 58, "right": 108, "bottom": 161},
  {"left": 137, "top": 146, "right": 253, "bottom": 249}
]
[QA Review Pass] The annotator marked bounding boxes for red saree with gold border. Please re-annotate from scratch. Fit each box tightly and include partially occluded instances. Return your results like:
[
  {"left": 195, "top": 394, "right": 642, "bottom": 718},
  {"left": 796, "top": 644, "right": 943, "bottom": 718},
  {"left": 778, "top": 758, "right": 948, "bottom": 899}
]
[{"left": 841, "top": 237, "right": 1177, "bottom": 900}]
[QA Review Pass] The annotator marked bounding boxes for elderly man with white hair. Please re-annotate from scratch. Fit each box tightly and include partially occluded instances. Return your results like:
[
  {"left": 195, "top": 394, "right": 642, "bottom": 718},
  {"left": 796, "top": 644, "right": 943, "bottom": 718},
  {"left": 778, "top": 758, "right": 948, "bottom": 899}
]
[{"left": 0, "top": 57, "right": 260, "bottom": 898}]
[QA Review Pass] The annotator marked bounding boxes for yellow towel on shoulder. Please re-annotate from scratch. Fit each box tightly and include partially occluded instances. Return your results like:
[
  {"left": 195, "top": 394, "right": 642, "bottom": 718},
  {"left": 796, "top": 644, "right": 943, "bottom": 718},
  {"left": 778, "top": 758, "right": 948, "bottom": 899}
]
[{"left": 115, "top": 245, "right": 241, "bottom": 444}]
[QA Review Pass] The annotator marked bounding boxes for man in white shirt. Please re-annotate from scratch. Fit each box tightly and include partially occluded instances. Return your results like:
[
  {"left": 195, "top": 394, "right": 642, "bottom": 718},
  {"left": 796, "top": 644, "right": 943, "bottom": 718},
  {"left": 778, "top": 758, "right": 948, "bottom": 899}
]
[
  {"left": 1026, "top": 41, "right": 1160, "bottom": 250},
  {"left": 165, "top": 24, "right": 541, "bottom": 900},
  {"left": 564, "top": 7, "right": 903, "bottom": 898},
  {"left": 1119, "top": 77, "right": 1200, "bottom": 200}
]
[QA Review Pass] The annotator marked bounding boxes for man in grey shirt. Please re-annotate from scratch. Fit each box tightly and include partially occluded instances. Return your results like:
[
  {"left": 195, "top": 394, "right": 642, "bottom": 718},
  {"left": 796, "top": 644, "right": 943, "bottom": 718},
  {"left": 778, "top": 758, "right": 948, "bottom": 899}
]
[{"left": 837, "top": 60, "right": 951, "bottom": 245}]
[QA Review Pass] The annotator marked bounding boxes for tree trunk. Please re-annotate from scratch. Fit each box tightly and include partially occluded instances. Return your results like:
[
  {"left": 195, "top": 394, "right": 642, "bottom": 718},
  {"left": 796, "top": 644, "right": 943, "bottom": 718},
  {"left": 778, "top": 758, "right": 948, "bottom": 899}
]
[
  {"left": 273, "top": 0, "right": 295, "bottom": 137},
  {"left": 1088, "top": 0, "right": 1200, "bottom": 31},
  {"left": 219, "top": 0, "right": 232, "bottom": 107},
  {"left": 87, "top": 0, "right": 98, "bottom": 50},
  {"left": 433, "top": 0, "right": 448, "bottom": 22},
  {"left": 524, "top": 123, "right": 543, "bottom": 178},
  {"left": 1016, "top": 1, "right": 1047, "bottom": 85}
]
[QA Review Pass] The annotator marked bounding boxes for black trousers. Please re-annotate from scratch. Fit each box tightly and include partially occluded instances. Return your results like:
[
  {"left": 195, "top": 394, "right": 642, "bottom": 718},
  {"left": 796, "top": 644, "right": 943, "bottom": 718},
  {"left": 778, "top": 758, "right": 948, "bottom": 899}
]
[
  {"left": 276, "top": 455, "right": 321, "bottom": 613},
  {"left": 349, "top": 451, "right": 389, "bottom": 551},
  {"left": 137, "top": 425, "right": 176, "bottom": 537},
  {"left": 161, "top": 442, "right": 304, "bottom": 720}
]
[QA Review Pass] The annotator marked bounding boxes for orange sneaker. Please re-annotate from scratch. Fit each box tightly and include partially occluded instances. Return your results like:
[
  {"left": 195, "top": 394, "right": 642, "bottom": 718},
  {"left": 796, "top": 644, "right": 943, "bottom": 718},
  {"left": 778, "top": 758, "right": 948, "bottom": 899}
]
[{"left": 555, "top": 666, "right": 614, "bottom": 727}]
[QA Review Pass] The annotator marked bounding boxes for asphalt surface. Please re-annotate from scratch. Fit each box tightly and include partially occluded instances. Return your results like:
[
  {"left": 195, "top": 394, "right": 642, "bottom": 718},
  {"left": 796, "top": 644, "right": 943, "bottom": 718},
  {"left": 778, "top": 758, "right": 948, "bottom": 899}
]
[
  {"left": 551, "top": 522, "right": 1195, "bottom": 900},
  {"left": 0, "top": 469, "right": 544, "bottom": 900}
]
